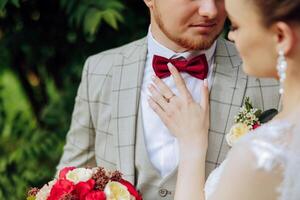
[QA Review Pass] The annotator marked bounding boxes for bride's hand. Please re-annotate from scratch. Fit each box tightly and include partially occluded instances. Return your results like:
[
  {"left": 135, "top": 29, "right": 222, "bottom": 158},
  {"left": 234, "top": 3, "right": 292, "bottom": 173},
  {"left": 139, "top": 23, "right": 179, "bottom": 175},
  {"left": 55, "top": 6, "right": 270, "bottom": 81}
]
[{"left": 148, "top": 63, "right": 210, "bottom": 150}]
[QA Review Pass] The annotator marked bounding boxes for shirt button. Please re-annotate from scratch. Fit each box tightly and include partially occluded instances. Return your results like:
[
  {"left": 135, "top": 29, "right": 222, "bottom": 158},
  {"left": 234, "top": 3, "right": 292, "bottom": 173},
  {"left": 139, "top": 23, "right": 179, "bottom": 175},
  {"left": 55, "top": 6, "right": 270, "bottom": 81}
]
[{"left": 159, "top": 189, "right": 169, "bottom": 197}]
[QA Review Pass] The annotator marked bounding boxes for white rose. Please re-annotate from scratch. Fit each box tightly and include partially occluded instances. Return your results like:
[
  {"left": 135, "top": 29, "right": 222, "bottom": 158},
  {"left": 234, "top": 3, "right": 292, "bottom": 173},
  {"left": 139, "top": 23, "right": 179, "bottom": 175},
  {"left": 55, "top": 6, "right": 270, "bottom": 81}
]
[
  {"left": 36, "top": 180, "right": 56, "bottom": 200},
  {"left": 66, "top": 168, "right": 93, "bottom": 184},
  {"left": 104, "top": 181, "right": 131, "bottom": 200},
  {"left": 131, "top": 196, "right": 136, "bottom": 200},
  {"left": 226, "top": 123, "right": 250, "bottom": 147}
]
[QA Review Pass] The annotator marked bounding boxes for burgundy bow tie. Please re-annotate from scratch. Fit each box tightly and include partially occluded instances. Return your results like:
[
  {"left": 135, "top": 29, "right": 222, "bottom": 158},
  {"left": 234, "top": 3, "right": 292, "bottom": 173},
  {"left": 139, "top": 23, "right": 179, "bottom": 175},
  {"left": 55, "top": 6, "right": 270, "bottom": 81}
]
[{"left": 152, "top": 54, "right": 208, "bottom": 79}]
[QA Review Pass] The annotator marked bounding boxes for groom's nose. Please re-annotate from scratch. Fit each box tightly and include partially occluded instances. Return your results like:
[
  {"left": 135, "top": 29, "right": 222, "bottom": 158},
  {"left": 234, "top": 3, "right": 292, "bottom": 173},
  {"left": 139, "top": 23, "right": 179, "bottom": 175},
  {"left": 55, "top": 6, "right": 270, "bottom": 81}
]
[{"left": 197, "top": 0, "right": 218, "bottom": 19}]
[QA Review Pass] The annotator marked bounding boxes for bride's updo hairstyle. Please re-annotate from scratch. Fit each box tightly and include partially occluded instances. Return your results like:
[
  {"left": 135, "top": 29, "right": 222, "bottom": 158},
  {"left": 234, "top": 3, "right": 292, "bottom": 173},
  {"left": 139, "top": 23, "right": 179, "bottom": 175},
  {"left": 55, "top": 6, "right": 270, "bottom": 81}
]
[{"left": 252, "top": 0, "right": 300, "bottom": 27}]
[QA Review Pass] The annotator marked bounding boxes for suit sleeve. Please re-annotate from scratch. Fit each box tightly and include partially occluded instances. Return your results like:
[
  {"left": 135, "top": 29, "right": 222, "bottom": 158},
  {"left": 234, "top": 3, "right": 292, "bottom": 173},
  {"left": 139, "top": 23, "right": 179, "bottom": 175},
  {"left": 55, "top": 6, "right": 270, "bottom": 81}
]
[{"left": 56, "top": 57, "right": 97, "bottom": 172}]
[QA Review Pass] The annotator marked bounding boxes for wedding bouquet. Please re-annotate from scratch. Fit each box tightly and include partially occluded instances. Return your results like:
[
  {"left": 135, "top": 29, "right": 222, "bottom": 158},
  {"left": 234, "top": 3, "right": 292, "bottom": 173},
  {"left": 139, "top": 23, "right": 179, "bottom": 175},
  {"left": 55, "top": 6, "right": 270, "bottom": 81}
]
[{"left": 27, "top": 167, "right": 142, "bottom": 200}]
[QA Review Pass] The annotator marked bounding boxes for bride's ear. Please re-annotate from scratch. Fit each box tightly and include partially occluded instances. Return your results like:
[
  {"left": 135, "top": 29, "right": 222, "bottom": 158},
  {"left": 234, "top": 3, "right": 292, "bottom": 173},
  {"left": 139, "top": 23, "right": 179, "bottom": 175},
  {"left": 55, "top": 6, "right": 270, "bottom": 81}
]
[{"left": 272, "top": 22, "right": 296, "bottom": 56}]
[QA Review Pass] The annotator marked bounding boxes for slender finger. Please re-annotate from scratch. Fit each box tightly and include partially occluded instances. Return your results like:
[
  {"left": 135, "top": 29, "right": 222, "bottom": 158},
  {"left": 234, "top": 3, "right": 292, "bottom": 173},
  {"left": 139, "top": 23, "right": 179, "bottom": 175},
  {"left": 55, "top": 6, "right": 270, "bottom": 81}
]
[
  {"left": 148, "top": 84, "right": 169, "bottom": 110},
  {"left": 148, "top": 96, "right": 169, "bottom": 124},
  {"left": 200, "top": 79, "right": 209, "bottom": 111},
  {"left": 167, "top": 63, "right": 193, "bottom": 100},
  {"left": 152, "top": 75, "right": 174, "bottom": 99}
]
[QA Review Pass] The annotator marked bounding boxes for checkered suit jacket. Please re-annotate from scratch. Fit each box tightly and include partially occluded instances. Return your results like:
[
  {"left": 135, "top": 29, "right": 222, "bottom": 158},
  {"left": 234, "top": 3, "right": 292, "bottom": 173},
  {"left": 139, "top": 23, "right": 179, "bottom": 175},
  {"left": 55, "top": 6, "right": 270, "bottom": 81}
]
[{"left": 57, "top": 36, "right": 280, "bottom": 183}]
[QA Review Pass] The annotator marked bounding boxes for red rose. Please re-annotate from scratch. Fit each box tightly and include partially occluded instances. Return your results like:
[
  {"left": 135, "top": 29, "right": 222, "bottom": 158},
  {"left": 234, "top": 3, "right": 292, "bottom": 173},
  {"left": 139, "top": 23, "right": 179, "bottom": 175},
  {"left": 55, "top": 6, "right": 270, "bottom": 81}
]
[
  {"left": 75, "top": 179, "right": 95, "bottom": 200},
  {"left": 48, "top": 179, "right": 75, "bottom": 200},
  {"left": 59, "top": 167, "right": 76, "bottom": 180},
  {"left": 85, "top": 191, "right": 106, "bottom": 200},
  {"left": 119, "top": 179, "right": 142, "bottom": 200},
  {"left": 253, "top": 123, "right": 261, "bottom": 130}
]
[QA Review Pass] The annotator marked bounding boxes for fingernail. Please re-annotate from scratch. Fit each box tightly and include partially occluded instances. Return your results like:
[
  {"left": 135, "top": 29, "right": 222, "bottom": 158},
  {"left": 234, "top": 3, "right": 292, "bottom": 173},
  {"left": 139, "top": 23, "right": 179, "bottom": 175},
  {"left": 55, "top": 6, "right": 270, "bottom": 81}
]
[{"left": 167, "top": 63, "right": 173, "bottom": 70}]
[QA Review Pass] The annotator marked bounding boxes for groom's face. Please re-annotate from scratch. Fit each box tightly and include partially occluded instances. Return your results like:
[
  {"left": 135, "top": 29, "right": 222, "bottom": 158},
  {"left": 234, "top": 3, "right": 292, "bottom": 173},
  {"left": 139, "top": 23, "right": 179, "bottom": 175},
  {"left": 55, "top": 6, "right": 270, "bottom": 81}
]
[{"left": 146, "top": 0, "right": 227, "bottom": 50}]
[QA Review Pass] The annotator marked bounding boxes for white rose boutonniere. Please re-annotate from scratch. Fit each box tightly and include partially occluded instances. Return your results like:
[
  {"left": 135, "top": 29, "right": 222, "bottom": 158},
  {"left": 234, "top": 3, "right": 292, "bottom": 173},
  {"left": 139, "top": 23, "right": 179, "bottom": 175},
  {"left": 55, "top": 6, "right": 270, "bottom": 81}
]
[
  {"left": 226, "top": 123, "right": 250, "bottom": 146},
  {"left": 226, "top": 97, "right": 262, "bottom": 147}
]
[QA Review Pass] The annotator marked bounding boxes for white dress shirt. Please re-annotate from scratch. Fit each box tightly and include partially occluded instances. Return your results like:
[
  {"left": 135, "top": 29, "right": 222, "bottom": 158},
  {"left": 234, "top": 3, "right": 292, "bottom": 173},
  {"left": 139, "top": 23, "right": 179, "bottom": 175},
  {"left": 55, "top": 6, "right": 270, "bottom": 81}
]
[{"left": 140, "top": 28, "right": 216, "bottom": 177}]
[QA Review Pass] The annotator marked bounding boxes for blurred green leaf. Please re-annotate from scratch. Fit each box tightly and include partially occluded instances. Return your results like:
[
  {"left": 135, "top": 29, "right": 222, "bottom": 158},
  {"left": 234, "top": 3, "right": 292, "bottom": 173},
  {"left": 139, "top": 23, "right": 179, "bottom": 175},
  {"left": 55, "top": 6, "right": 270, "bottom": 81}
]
[
  {"left": 27, "top": 196, "right": 36, "bottom": 200},
  {"left": 0, "top": 0, "right": 20, "bottom": 10},
  {"left": 0, "top": 0, "right": 8, "bottom": 11},
  {"left": 102, "top": 9, "right": 124, "bottom": 30},
  {"left": 0, "top": 0, "right": 149, "bottom": 199},
  {"left": 10, "top": 0, "right": 19, "bottom": 7},
  {"left": 84, "top": 8, "right": 103, "bottom": 35}
]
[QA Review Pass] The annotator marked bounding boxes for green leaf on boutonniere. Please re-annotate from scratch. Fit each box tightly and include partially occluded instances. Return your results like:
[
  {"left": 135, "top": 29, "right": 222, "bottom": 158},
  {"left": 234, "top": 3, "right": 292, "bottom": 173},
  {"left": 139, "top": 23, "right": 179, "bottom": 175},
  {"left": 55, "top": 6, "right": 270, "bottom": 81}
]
[
  {"left": 259, "top": 109, "right": 278, "bottom": 123},
  {"left": 244, "top": 97, "right": 253, "bottom": 111}
]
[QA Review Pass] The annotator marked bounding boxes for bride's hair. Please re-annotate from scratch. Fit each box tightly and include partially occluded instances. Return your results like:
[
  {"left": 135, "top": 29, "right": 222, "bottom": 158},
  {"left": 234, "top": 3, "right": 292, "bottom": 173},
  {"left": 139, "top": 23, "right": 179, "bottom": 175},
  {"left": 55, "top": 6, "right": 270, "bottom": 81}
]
[{"left": 252, "top": 0, "right": 300, "bottom": 26}]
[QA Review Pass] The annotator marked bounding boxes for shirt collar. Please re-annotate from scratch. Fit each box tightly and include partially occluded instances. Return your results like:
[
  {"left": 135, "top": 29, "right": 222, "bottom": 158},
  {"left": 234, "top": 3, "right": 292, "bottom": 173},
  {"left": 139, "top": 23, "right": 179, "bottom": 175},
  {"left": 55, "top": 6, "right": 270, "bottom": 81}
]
[{"left": 147, "top": 26, "right": 216, "bottom": 62}]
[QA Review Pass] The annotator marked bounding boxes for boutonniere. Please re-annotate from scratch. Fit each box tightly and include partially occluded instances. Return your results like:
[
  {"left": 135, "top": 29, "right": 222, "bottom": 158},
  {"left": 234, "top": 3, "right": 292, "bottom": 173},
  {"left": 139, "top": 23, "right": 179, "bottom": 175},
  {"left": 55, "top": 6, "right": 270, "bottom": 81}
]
[{"left": 226, "top": 97, "right": 278, "bottom": 147}]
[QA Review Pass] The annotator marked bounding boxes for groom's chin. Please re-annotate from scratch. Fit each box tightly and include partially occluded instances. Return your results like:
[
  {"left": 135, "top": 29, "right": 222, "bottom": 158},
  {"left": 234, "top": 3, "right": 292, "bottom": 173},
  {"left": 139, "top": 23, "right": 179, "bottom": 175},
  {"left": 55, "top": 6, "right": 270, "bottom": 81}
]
[{"left": 176, "top": 34, "right": 220, "bottom": 50}]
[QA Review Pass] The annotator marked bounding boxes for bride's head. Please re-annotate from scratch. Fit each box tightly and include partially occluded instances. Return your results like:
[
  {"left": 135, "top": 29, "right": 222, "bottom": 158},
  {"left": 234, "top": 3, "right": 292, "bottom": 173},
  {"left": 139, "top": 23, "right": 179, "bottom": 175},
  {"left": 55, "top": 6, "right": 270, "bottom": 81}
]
[{"left": 225, "top": 0, "right": 300, "bottom": 78}]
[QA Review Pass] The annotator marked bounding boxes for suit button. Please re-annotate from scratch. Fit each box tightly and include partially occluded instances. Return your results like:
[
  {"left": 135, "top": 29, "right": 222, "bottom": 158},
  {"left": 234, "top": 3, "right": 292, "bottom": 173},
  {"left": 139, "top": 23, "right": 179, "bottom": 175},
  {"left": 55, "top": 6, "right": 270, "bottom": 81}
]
[{"left": 159, "top": 189, "right": 169, "bottom": 197}]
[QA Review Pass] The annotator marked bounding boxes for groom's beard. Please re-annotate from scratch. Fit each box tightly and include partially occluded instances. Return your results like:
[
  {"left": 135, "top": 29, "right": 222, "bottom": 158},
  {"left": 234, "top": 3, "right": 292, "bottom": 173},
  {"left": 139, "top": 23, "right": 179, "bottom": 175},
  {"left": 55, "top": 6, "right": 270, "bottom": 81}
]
[{"left": 154, "top": 10, "right": 222, "bottom": 50}]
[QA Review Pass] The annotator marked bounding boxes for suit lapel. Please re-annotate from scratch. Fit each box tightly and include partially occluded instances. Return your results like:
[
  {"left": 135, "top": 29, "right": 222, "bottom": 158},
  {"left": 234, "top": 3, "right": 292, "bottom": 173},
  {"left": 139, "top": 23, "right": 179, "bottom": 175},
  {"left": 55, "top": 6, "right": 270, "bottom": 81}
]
[
  {"left": 207, "top": 38, "right": 247, "bottom": 163},
  {"left": 111, "top": 38, "right": 148, "bottom": 183}
]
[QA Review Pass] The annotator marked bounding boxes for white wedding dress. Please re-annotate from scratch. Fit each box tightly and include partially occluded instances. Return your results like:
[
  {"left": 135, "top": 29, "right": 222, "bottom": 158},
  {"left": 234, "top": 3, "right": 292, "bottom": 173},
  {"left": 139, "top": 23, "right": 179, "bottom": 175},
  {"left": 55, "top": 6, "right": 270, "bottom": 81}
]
[{"left": 204, "top": 119, "right": 300, "bottom": 200}]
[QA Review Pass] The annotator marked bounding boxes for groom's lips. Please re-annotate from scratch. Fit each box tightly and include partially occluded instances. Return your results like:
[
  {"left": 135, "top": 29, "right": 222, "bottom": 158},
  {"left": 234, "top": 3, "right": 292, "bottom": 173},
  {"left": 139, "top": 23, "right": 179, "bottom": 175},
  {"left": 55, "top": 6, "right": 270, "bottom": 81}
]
[{"left": 189, "top": 23, "right": 217, "bottom": 33}]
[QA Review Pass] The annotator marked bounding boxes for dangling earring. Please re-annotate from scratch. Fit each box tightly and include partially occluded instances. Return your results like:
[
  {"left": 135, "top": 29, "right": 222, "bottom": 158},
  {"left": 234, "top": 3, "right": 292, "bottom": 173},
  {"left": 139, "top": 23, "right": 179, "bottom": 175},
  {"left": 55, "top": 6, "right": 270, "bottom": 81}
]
[{"left": 277, "top": 49, "right": 287, "bottom": 94}]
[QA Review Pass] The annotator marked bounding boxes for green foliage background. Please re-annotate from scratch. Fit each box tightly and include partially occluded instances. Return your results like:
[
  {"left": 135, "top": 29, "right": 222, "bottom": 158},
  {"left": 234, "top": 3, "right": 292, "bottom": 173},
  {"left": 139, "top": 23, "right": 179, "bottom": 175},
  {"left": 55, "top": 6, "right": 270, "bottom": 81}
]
[{"left": 0, "top": 0, "right": 148, "bottom": 199}]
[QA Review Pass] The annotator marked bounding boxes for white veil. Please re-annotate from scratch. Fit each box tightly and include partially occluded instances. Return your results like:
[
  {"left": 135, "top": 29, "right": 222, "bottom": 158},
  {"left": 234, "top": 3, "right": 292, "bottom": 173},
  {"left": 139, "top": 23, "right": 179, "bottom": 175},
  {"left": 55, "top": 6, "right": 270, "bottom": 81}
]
[{"left": 279, "top": 123, "right": 300, "bottom": 200}]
